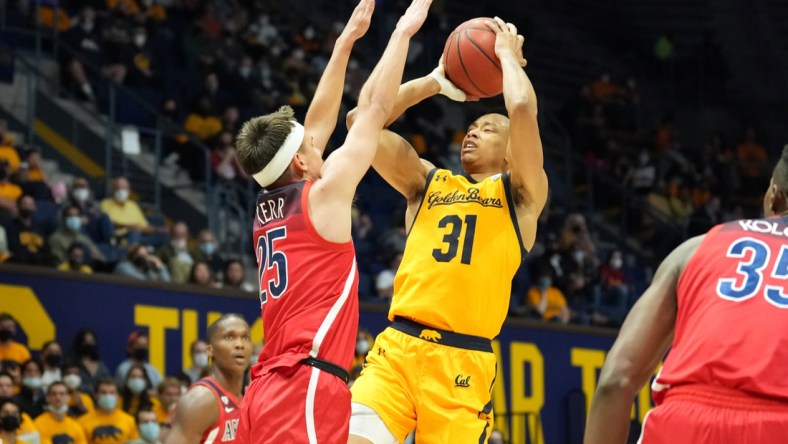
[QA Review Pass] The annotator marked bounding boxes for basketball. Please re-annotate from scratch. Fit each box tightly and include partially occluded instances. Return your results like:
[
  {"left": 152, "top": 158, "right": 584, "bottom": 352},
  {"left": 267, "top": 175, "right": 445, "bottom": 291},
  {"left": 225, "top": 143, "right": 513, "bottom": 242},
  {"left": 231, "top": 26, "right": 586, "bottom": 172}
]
[{"left": 442, "top": 17, "right": 503, "bottom": 98}]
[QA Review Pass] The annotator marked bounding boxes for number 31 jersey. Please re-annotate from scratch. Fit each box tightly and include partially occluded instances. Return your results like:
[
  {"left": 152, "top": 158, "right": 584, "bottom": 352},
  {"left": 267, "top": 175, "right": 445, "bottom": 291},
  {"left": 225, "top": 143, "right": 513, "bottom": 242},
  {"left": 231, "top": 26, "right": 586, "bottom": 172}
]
[
  {"left": 253, "top": 180, "right": 359, "bottom": 373},
  {"left": 389, "top": 169, "right": 525, "bottom": 339},
  {"left": 654, "top": 216, "right": 788, "bottom": 402}
]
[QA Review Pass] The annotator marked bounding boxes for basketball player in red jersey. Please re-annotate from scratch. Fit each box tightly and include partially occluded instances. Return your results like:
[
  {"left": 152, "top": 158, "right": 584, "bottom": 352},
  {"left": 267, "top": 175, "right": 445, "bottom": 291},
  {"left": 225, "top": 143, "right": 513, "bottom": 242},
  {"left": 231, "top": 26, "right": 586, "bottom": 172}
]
[
  {"left": 585, "top": 145, "right": 788, "bottom": 444},
  {"left": 165, "top": 314, "right": 251, "bottom": 443},
  {"left": 233, "top": 0, "right": 433, "bottom": 442}
]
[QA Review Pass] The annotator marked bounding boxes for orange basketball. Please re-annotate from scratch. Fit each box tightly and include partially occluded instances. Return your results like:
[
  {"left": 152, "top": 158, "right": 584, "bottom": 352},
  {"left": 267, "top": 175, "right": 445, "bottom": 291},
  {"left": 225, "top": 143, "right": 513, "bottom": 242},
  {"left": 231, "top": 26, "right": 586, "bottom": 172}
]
[{"left": 442, "top": 17, "right": 502, "bottom": 98}]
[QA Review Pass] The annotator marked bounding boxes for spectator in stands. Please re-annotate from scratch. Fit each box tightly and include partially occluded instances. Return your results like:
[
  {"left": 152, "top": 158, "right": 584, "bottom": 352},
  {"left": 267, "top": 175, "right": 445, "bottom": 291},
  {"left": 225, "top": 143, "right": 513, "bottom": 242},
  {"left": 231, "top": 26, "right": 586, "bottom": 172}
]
[
  {"left": 0, "top": 373, "right": 37, "bottom": 440},
  {"left": 78, "top": 378, "right": 138, "bottom": 443},
  {"left": 196, "top": 229, "right": 222, "bottom": 274},
  {"left": 67, "top": 178, "right": 115, "bottom": 247},
  {"left": 115, "top": 331, "right": 163, "bottom": 392},
  {"left": 33, "top": 381, "right": 87, "bottom": 444},
  {"left": 0, "top": 398, "right": 31, "bottom": 444},
  {"left": 558, "top": 213, "right": 598, "bottom": 268},
  {"left": 49, "top": 205, "right": 106, "bottom": 265},
  {"left": 183, "top": 340, "right": 208, "bottom": 384},
  {"left": 220, "top": 106, "right": 240, "bottom": 135},
  {"left": 57, "top": 243, "right": 94, "bottom": 274},
  {"left": 211, "top": 132, "right": 244, "bottom": 183},
  {"left": 155, "top": 221, "right": 201, "bottom": 283},
  {"left": 0, "top": 160, "right": 23, "bottom": 220},
  {"left": 39, "top": 341, "right": 63, "bottom": 389},
  {"left": 526, "top": 266, "right": 570, "bottom": 324},
  {"left": 152, "top": 378, "right": 180, "bottom": 427},
  {"left": 123, "top": 27, "right": 159, "bottom": 88},
  {"left": 13, "top": 161, "right": 53, "bottom": 203},
  {"left": 69, "top": 329, "right": 111, "bottom": 395},
  {"left": 61, "top": 6, "right": 103, "bottom": 101},
  {"left": 349, "top": 328, "right": 374, "bottom": 383},
  {"left": 188, "top": 261, "right": 216, "bottom": 288},
  {"left": 1, "top": 362, "right": 21, "bottom": 392},
  {"left": 183, "top": 97, "right": 222, "bottom": 142},
  {"left": 22, "top": 147, "right": 45, "bottom": 183},
  {"left": 120, "top": 364, "right": 155, "bottom": 418},
  {"left": 0, "top": 314, "right": 30, "bottom": 367},
  {"left": 593, "top": 249, "right": 631, "bottom": 327},
  {"left": 100, "top": 177, "right": 166, "bottom": 246},
  {"left": 115, "top": 244, "right": 171, "bottom": 282},
  {"left": 220, "top": 259, "right": 253, "bottom": 292},
  {"left": 126, "top": 407, "right": 162, "bottom": 444},
  {"left": 625, "top": 150, "right": 657, "bottom": 196},
  {"left": 16, "top": 359, "right": 45, "bottom": 418},
  {"left": 0, "top": 123, "right": 20, "bottom": 172},
  {"left": 61, "top": 363, "right": 94, "bottom": 418}
]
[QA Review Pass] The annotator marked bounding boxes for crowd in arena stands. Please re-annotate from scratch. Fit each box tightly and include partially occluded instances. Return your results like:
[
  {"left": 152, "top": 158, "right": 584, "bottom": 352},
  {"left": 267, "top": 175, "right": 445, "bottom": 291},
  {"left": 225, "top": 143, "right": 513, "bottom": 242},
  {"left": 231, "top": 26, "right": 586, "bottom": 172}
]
[
  {"left": 0, "top": 121, "right": 254, "bottom": 290},
  {"left": 0, "top": 313, "right": 244, "bottom": 443}
]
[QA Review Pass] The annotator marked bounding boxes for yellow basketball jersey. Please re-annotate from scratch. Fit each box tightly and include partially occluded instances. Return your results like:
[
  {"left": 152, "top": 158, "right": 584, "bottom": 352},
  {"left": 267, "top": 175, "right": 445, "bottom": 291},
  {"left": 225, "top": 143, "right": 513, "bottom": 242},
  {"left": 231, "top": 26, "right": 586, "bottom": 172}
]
[{"left": 389, "top": 169, "right": 525, "bottom": 339}]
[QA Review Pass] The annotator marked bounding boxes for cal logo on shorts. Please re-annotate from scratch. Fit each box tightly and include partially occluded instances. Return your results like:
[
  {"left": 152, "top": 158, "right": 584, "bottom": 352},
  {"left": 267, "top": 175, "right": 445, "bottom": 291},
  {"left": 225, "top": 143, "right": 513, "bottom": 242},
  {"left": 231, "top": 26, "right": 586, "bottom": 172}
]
[{"left": 419, "top": 329, "right": 442, "bottom": 342}]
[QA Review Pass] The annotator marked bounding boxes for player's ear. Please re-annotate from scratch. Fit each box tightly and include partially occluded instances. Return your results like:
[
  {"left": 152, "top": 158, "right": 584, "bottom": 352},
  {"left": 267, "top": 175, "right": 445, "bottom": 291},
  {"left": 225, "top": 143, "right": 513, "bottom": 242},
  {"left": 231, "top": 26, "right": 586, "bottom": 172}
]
[{"left": 292, "top": 152, "right": 308, "bottom": 174}]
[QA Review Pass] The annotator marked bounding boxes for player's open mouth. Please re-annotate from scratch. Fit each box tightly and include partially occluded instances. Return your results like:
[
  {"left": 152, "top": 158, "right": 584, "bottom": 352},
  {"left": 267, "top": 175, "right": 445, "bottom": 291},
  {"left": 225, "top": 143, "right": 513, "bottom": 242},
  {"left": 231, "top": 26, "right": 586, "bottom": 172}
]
[{"left": 462, "top": 142, "right": 477, "bottom": 153}]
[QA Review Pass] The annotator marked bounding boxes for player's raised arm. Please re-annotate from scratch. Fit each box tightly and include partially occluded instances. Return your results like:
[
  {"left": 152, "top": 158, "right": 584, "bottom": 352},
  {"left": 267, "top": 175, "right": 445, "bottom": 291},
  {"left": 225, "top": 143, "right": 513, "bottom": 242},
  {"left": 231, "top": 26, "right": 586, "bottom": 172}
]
[
  {"left": 488, "top": 17, "right": 548, "bottom": 215},
  {"left": 163, "top": 387, "right": 218, "bottom": 444},
  {"left": 303, "top": 0, "right": 374, "bottom": 155},
  {"left": 345, "top": 60, "right": 469, "bottom": 201},
  {"left": 316, "top": 0, "right": 432, "bottom": 205},
  {"left": 584, "top": 236, "right": 702, "bottom": 444}
]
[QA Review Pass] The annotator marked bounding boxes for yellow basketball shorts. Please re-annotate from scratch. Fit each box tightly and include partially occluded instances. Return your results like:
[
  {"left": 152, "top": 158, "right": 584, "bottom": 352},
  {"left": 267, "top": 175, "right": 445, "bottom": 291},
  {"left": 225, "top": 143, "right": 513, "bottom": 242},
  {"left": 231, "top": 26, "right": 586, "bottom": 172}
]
[{"left": 350, "top": 317, "right": 498, "bottom": 443}]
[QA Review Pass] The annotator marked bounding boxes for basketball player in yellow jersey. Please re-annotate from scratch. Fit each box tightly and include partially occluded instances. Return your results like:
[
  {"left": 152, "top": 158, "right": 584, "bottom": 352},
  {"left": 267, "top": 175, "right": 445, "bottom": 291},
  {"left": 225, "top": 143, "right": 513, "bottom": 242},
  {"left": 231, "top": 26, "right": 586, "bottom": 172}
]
[{"left": 347, "top": 17, "right": 547, "bottom": 444}]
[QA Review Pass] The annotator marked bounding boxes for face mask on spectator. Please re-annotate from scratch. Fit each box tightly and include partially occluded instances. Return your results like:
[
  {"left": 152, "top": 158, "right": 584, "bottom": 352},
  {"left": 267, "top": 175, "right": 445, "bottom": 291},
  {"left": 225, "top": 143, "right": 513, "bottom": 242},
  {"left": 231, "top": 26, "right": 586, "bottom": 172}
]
[
  {"left": 573, "top": 250, "right": 585, "bottom": 263},
  {"left": 192, "top": 352, "right": 209, "bottom": 369},
  {"left": 200, "top": 242, "right": 215, "bottom": 255},
  {"left": 538, "top": 277, "right": 552, "bottom": 290},
  {"left": 139, "top": 422, "right": 160, "bottom": 442},
  {"left": 355, "top": 339, "right": 370, "bottom": 355},
  {"left": 23, "top": 376, "right": 43, "bottom": 390},
  {"left": 238, "top": 66, "right": 251, "bottom": 79},
  {"left": 73, "top": 187, "right": 89, "bottom": 202},
  {"left": 0, "top": 415, "right": 20, "bottom": 432},
  {"left": 97, "top": 394, "right": 117, "bottom": 411},
  {"left": 0, "top": 328, "right": 11, "bottom": 341},
  {"left": 132, "top": 347, "right": 149, "bottom": 362},
  {"left": 63, "top": 374, "right": 81, "bottom": 390},
  {"left": 45, "top": 353, "right": 62, "bottom": 367},
  {"left": 115, "top": 188, "right": 129, "bottom": 202},
  {"left": 134, "top": 35, "right": 146, "bottom": 48},
  {"left": 127, "top": 377, "right": 147, "bottom": 395},
  {"left": 303, "top": 27, "right": 315, "bottom": 40},
  {"left": 19, "top": 208, "right": 34, "bottom": 219},
  {"left": 66, "top": 216, "right": 82, "bottom": 231},
  {"left": 611, "top": 258, "right": 623, "bottom": 269},
  {"left": 81, "top": 21, "right": 94, "bottom": 33},
  {"left": 49, "top": 404, "right": 68, "bottom": 416}
]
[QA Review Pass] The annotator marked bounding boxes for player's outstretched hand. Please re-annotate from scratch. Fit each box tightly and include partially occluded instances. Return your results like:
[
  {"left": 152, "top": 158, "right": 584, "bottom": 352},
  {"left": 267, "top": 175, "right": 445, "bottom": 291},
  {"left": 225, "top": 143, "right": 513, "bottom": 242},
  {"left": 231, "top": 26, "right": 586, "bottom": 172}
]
[
  {"left": 395, "top": 0, "right": 432, "bottom": 37},
  {"left": 342, "top": 0, "right": 375, "bottom": 42},
  {"left": 487, "top": 16, "right": 527, "bottom": 67},
  {"left": 429, "top": 58, "right": 479, "bottom": 102}
]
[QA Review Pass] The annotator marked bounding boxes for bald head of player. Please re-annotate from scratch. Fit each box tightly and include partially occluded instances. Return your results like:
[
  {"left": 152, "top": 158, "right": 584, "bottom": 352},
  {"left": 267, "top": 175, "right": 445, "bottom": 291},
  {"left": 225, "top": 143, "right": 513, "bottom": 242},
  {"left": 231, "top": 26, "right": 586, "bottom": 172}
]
[
  {"left": 206, "top": 313, "right": 252, "bottom": 378},
  {"left": 764, "top": 144, "right": 788, "bottom": 217}
]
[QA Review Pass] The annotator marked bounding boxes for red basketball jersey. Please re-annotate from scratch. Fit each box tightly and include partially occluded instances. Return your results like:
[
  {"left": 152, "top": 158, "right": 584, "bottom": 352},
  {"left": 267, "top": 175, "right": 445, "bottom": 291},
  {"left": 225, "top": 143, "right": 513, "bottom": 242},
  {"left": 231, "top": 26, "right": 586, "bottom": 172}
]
[
  {"left": 653, "top": 216, "right": 788, "bottom": 404},
  {"left": 192, "top": 377, "right": 241, "bottom": 443},
  {"left": 252, "top": 180, "right": 359, "bottom": 374}
]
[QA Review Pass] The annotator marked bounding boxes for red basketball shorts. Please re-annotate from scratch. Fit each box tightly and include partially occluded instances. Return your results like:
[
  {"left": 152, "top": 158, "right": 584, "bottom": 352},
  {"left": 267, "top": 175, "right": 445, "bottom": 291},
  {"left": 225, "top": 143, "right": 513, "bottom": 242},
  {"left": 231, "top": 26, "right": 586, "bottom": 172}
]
[
  {"left": 236, "top": 363, "right": 351, "bottom": 443},
  {"left": 640, "top": 384, "right": 788, "bottom": 444}
]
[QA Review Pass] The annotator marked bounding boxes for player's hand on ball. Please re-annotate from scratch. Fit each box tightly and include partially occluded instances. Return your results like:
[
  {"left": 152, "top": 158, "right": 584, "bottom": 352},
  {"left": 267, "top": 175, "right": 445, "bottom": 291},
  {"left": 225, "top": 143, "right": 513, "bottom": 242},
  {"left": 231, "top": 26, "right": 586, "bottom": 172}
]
[
  {"left": 429, "top": 59, "right": 479, "bottom": 102},
  {"left": 487, "top": 17, "right": 521, "bottom": 63},
  {"left": 343, "top": 0, "right": 375, "bottom": 41}
]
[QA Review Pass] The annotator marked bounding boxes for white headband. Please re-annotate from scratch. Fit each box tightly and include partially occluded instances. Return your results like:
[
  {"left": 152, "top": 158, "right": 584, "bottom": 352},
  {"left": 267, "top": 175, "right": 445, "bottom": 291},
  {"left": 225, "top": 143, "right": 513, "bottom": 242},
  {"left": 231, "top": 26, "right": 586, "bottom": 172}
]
[{"left": 252, "top": 121, "right": 305, "bottom": 188}]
